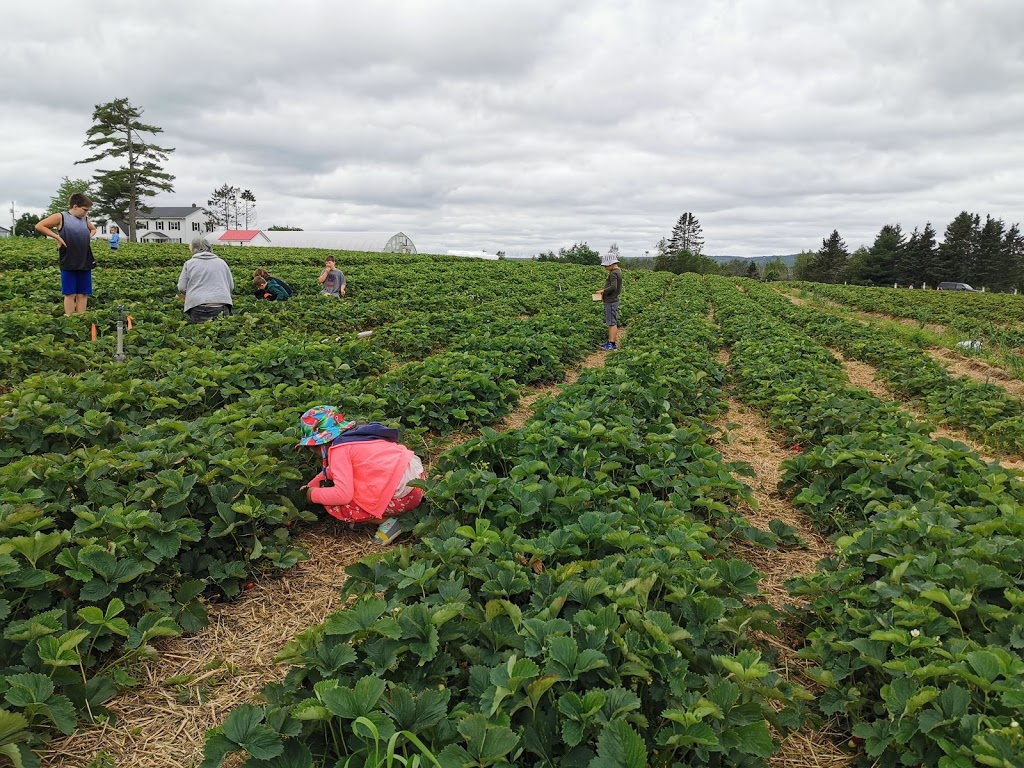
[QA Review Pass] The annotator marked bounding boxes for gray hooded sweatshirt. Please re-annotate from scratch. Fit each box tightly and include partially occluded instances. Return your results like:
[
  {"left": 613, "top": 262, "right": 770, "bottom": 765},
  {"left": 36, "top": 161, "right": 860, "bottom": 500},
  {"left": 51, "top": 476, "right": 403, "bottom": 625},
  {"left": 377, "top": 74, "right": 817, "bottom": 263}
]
[{"left": 177, "top": 252, "right": 235, "bottom": 311}]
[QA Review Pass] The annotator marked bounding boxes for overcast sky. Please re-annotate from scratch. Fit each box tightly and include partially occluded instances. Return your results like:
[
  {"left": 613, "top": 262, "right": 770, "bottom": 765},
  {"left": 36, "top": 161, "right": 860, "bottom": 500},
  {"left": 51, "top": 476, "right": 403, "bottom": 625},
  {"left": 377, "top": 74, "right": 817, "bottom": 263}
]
[{"left": 2, "top": 1, "right": 1023, "bottom": 257}]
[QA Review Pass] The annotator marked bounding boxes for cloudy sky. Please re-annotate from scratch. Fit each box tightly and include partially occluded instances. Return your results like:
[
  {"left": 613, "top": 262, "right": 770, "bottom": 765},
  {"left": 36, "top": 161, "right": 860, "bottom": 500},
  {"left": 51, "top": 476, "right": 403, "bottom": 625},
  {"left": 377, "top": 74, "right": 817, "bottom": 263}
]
[{"left": 2, "top": 0, "right": 1023, "bottom": 257}]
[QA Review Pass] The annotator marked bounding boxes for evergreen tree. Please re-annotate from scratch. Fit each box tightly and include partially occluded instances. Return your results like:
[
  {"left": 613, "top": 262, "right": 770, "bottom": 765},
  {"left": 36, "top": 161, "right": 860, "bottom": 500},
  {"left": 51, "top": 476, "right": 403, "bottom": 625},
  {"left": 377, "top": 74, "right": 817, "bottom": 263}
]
[
  {"left": 862, "top": 224, "right": 905, "bottom": 285},
  {"left": 1003, "top": 224, "right": 1024, "bottom": 292},
  {"left": 744, "top": 261, "right": 760, "bottom": 280},
  {"left": 975, "top": 215, "right": 1008, "bottom": 290},
  {"left": 910, "top": 222, "right": 939, "bottom": 286},
  {"left": 809, "top": 230, "right": 849, "bottom": 283},
  {"left": 667, "top": 212, "right": 704, "bottom": 255},
  {"left": 91, "top": 174, "right": 134, "bottom": 230},
  {"left": 77, "top": 98, "right": 175, "bottom": 242},
  {"left": 936, "top": 211, "right": 980, "bottom": 283}
]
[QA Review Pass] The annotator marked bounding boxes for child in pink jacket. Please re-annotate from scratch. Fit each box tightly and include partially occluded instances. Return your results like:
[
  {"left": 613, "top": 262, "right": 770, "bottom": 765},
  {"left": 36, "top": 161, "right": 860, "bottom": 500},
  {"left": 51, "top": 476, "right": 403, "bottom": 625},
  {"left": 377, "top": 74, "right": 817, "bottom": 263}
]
[{"left": 297, "top": 406, "right": 423, "bottom": 542}]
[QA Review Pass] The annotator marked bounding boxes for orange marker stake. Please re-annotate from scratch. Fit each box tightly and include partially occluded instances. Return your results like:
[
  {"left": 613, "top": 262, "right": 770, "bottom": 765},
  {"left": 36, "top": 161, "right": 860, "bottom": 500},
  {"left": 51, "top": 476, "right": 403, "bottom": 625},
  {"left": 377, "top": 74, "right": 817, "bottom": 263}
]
[
  {"left": 126, "top": 316, "right": 134, "bottom": 331},
  {"left": 91, "top": 323, "right": 97, "bottom": 341}
]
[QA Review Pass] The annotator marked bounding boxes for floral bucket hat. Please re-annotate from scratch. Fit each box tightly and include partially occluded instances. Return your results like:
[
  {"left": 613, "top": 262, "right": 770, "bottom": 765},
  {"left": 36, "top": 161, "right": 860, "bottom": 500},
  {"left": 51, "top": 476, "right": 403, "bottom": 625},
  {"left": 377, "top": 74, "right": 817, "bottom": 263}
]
[{"left": 296, "top": 405, "right": 355, "bottom": 448}]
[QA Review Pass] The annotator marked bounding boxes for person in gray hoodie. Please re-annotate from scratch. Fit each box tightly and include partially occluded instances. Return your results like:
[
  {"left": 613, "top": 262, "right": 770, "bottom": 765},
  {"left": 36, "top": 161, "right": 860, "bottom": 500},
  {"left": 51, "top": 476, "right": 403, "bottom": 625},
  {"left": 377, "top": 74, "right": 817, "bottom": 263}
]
[{"left": 177, "top": 237, "right": 235, "bottom": 323}]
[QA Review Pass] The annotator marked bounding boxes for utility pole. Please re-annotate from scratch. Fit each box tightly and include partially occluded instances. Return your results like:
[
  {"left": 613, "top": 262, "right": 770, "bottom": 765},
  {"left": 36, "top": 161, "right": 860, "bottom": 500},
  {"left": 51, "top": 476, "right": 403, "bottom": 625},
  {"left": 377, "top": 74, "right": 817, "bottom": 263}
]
[{"left": 9, "top": 201, "right": 15, "bottom": 234}]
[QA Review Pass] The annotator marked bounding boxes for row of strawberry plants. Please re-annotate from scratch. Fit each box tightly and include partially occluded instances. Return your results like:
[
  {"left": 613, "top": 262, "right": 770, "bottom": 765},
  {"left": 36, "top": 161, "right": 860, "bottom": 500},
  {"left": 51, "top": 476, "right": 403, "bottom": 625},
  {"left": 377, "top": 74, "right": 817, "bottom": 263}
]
[
  {"left": 793, "top": 282, "right": 1024, "bottom": 349},
  {"left": 199, "top": 274, "right": 808, "bottom": 768},
  {"left": 0, "top": 259, "right": 637, "bottom": 755},
  {"left": 745, "top": 281, "right": 1024, "bottom": 456},
  {"left": 709, "top": 277, "right": 1024, "bottom": 767},
  {"left": 0, "top": 257, "right": 608, "bottom": 387}
]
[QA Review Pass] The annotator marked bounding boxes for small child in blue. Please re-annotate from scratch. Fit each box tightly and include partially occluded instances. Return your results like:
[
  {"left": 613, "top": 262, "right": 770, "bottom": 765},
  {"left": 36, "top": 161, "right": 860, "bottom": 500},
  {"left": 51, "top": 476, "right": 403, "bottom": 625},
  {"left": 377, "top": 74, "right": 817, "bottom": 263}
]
[{"left": 109, "top": 225, "right": 120, "bottom": 251}]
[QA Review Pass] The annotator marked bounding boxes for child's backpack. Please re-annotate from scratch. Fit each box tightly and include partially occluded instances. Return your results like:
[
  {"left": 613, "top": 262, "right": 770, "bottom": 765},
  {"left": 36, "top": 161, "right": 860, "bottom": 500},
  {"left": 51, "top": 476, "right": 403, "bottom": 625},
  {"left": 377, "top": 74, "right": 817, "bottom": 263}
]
[{"left": 270, "top": 277, "right": 295, "bottom": 297}]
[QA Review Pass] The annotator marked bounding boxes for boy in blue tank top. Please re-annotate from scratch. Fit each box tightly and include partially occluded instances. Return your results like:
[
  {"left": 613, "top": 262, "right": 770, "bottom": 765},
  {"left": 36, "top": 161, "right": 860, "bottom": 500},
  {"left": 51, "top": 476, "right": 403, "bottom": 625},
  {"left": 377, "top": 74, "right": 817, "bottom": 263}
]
[{"left": 35, "top": 193, "right": 98, "bottom": 315}]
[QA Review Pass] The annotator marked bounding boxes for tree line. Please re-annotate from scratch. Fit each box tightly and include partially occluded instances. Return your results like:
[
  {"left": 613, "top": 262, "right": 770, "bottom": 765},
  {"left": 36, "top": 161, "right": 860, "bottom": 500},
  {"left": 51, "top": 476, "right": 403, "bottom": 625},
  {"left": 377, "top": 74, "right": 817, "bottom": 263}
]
[{"left": 795, "top": 214, "right": 1024, "bottom": 290}]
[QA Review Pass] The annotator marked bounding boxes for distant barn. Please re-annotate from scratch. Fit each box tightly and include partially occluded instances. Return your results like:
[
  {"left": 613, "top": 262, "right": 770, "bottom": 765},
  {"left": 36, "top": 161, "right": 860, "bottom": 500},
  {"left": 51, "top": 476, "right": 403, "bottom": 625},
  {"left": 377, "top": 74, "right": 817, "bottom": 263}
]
[{"left": 211, "top": 230, "right": 416, "bottom": 253}]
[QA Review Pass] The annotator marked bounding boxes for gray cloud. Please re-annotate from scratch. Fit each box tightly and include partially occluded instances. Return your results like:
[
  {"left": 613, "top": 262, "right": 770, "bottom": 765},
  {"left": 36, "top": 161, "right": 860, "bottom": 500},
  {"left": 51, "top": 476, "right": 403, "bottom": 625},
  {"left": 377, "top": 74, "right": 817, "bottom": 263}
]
[{"left": 3, "top": 0, "right": 1024, "bottom": 256}]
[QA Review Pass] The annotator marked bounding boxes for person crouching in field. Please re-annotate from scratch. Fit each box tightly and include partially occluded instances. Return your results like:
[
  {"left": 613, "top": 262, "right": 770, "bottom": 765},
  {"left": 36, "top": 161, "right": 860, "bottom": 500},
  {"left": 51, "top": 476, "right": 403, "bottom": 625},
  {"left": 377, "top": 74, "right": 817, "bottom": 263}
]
[
  {"left": 177, "top": 237, "right": 234, "bottom": 323},
  {"left": 253, "top": 275, "right": 289, "bottom": 301},
  {"left": 599, "top": 251, "right": 622, "bottom": 350},
  {"left": 35, "top": 192, "right": 97, "bottom": 315},
  {"left": 253, "top": 268, "right": 294, "bottom": 299},
  {"left": 298, "top": 406, "right": 424, "bottom": 544}
]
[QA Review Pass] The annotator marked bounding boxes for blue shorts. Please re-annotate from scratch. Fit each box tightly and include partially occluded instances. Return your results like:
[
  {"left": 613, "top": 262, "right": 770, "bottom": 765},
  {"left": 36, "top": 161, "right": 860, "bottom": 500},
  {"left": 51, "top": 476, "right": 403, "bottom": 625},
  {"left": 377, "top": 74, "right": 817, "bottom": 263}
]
[{"left": 61, "top": 270, "right": 93, "bottom": 296}]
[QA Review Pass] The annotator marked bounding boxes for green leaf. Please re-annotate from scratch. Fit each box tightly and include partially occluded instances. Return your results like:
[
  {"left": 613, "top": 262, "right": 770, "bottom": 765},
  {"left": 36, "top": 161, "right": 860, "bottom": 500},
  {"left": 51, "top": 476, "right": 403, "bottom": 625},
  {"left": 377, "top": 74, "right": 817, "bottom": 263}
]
[
  {"left": 219, "top": 704, "right": 283, "bottom": 760},
  {"left": 127, "top": 612, "right": 181, "bottom": 649},
  {"left": 245, "top": 739, "right": 314, "bottom": 768},
  {"left": 965, "top": 651, "right": 1002, "bottom": 684},
  {"left": 731, "top": 721, "right": 774, "bottom": 758},
  {"left": 0, "top": 708, "right": 31, "bottom": 744},
  {"left": 590, "top": 719, "right": 647, "bottom": 768},
  {"left": 456, "top": 713, "right": 519, "bottom": 763},
  {"left": 4, "top": 673, "right": 55, "bottom": 707},
  {"left": 39, "top": 695, "right": 78, "bottom": 734},
  {"left": 318, "top": 676, "right": 386, "bottom": 720},
  {"left": 322, "top": 597, "right": 387, "bottom": 636}
]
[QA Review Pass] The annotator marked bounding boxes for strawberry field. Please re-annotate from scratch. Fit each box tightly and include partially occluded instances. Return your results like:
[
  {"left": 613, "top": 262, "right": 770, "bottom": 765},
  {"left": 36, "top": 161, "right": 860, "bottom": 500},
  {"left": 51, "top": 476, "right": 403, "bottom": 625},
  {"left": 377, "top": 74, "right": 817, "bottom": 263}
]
[{"left": 1, "top": 240, "right": 1023, "bottom": 768}]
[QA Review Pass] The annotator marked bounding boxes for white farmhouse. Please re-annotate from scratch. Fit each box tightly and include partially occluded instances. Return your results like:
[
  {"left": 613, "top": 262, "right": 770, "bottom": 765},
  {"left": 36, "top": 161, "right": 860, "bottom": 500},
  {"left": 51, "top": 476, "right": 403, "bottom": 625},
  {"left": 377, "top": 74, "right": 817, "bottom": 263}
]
[
  {"left": 0, "top": 225, "right": 10, "bottom": 238},
  {"left": 101, "top": 204, "right": 214, "bottom": 243}
]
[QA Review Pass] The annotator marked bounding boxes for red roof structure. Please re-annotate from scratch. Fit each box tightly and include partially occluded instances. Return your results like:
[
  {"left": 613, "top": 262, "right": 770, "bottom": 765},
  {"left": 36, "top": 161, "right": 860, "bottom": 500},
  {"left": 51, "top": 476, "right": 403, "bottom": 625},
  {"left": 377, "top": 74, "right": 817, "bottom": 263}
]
[{"left": 220, "top": 230, "right": 265, "bottom": 242}]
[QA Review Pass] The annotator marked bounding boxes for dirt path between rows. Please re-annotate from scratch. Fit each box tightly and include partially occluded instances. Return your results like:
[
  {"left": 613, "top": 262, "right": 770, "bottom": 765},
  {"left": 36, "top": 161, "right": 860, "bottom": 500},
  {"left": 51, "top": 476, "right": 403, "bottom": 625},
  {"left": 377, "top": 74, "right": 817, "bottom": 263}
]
[
  {"left": 778, "top": 287, "right": 1024, "bottom": 398},
  {"left": 833, "top": 350, "right": 1024, "bottom": 472},
  {"left": 929, "top": 347, "right": 1024, "bottom": 399},
  {"left": 42, "top": 345, "right": 617, "bottom": 767},
  {"left": 712, "top": 350, "right": 851, "bottom": 768}
]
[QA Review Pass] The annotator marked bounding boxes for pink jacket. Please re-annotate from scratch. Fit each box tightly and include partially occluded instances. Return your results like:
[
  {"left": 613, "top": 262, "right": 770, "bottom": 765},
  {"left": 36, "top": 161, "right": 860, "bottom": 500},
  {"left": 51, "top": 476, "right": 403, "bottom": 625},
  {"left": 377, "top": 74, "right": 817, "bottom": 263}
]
[{"left": 308, "top": 440, "right": 416, "bottom": 520}]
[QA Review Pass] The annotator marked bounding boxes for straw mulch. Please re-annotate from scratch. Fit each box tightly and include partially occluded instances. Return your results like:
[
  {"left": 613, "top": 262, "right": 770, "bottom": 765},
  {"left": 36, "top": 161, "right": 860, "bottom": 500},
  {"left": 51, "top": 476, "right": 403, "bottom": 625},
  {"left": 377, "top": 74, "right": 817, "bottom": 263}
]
[
  {"left": 834, "top": 350, "right": 1024, "bottom": 471},
  {"left": 712, "top": 348, "right": 852, "bottom": 768},
  {"left": 930, "top": 346, "right": 1024, "bottom": 399},
  {"left": 711, "top": 395, "right": 835, "bottom": 611},
  {"left": 40, "top": 524, "right": 378, "bottom": 768}
]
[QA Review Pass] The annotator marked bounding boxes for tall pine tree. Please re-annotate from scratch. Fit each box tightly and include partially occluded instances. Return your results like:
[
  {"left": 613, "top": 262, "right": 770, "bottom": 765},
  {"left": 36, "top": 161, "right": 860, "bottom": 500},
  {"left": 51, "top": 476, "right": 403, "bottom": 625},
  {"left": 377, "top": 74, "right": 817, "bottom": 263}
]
[
  {"left": 975, "top": 215, "right": 1007, "bottom": 290},
  {"left": 936, "top": 211, "right": 980, "bottom": 283},
  {"left": 809, "top": 230, "right": 849, "bottom": 284},
  {"left": 667, "top": 212, "right": 704, "bottom": 255},
  {"left": 77, "top": 98, "right": 175, "bottom": 242},
  {"left": 1003, "top": 224, "right": 1024, "bottom": 292},
  {"left": 849, "top": 224, "right": 904, "bottom": 285}
]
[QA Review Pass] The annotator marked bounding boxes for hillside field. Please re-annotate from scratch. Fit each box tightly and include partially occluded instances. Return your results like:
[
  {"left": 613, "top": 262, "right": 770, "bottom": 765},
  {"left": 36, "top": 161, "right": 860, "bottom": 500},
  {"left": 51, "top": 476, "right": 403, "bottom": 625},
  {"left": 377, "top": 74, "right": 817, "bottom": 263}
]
[{"left": 1, "top": 239, "right": 1023, "bottom": 767}]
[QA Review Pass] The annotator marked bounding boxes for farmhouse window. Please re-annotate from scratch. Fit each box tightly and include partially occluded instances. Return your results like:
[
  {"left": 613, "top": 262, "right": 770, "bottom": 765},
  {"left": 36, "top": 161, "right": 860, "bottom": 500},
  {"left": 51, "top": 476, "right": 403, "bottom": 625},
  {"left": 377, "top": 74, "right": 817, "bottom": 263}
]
[
  {"left": 192, "top": 222, "right": 201, "bottom": 231},
  {"left": 169, "top": 221, "right": 180, "bottom": 230},
  {"left": 138, "top": 221, "right": 148, "bottom": 229},
  {"left": 156, "top": 221, "right": 164, "bottom": 230}
]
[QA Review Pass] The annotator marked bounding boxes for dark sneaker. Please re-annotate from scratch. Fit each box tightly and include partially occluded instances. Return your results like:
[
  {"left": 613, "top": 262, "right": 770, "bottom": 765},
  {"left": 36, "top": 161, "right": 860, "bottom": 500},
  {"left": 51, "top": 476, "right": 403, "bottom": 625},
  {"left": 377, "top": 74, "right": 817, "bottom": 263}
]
[
  {"left": 608, "top": 342, "right": 618, "bottom": 351},
  {"left": 600, "top": 341, "right": 613, "bottom": 350}
]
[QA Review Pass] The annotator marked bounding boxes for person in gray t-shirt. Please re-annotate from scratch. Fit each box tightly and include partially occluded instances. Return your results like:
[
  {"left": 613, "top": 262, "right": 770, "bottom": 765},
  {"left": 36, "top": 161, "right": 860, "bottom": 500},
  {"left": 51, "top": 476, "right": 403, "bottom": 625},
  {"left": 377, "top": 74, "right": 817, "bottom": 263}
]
[{"left": 318, "top": 258, "right": 347, "bottom": 297}]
